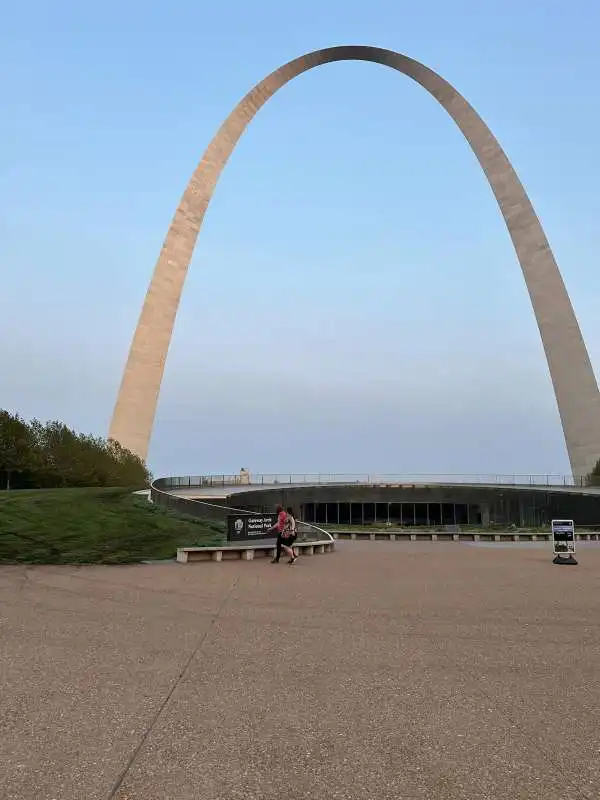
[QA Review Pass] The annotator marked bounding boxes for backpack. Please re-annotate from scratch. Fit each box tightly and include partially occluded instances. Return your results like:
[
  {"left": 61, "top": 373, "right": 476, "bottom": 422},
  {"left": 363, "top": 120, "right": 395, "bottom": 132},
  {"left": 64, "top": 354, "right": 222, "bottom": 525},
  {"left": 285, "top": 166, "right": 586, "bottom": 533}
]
[{"left": 284, "top": 513, "right": 296, "bottom": 534}]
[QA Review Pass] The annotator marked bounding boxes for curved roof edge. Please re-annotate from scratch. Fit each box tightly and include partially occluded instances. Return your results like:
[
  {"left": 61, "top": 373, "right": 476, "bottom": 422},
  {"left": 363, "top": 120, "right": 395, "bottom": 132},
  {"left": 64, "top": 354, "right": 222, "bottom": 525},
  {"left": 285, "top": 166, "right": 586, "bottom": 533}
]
[{"left": 154, "top": 475, "right": 600, "bottom": 500}]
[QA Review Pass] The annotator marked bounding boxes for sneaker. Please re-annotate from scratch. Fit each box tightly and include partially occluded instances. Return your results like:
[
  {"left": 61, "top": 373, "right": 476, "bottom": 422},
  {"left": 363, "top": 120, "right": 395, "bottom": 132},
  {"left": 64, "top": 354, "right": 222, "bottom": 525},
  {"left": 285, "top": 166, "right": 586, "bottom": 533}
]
[
  {"left": 270, "top": 558, "right": 279, "bottom": 564},
  {"left": 288, "top": 556, "right": 297, "bottom": 565}
]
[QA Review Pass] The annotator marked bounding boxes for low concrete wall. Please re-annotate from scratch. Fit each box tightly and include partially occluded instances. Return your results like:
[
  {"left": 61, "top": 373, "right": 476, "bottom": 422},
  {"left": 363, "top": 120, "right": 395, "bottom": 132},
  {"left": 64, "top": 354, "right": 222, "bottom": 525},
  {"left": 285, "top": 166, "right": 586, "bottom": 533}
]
[
  {"left": 151, "top": 479, "right": 231, "bottom": 520},
  {"left": 332, "top": 531, "right": 600, "bottom": 542}
]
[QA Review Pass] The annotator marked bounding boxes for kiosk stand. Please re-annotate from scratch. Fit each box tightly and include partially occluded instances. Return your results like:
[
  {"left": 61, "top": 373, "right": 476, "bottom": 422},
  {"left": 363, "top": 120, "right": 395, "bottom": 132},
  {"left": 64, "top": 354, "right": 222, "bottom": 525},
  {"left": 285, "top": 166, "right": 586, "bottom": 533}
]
[{"left": 551, "top": 519, "right": 578, "bottom": 565}]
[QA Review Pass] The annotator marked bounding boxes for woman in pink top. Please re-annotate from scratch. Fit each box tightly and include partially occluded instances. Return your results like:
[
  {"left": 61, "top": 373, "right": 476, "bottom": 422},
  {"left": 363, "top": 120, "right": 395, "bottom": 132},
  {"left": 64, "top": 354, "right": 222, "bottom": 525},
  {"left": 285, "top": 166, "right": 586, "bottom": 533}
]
[{"left": 270, "top": 505, "right": 296, "bottom": 564}]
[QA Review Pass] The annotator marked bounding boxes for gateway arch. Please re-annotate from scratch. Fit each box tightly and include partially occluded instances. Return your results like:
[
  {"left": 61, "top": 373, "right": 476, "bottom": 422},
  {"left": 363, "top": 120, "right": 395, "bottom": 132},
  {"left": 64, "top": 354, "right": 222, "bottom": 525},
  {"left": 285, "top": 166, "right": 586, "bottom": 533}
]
[{"left": 109, "top": 45, "right": 600, "bottom": 478}]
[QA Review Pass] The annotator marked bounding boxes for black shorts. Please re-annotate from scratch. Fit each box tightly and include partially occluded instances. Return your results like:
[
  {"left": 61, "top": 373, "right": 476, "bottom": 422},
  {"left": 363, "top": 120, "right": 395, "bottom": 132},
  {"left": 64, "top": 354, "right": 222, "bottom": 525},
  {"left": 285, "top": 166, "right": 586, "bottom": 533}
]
[{"left": 281, "top": 534, "right": 296, "bottom": 546}]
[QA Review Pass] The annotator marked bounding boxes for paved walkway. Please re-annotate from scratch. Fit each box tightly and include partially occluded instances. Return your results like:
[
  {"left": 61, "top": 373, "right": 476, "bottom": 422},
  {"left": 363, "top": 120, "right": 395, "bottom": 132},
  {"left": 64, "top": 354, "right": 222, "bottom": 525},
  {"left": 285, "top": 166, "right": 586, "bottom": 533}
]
[{"left": 2, "top": 542, "right": 600, "bottom": 799}]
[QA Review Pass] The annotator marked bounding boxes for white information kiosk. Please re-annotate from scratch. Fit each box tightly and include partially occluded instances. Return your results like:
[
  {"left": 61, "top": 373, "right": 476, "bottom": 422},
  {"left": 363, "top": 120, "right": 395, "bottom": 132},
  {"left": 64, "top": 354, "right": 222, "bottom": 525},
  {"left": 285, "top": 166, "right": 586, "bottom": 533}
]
[{"left": 551, "top": 519, "right": 578, "bottom": 565}]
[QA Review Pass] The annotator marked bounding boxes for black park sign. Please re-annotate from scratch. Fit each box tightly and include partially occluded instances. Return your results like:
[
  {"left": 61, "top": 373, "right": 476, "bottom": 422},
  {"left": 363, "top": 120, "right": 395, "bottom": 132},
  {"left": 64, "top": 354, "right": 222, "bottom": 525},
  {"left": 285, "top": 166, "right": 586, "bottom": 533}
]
[{"left": 227, "top": 514, "right": 277, "bottom": 542}]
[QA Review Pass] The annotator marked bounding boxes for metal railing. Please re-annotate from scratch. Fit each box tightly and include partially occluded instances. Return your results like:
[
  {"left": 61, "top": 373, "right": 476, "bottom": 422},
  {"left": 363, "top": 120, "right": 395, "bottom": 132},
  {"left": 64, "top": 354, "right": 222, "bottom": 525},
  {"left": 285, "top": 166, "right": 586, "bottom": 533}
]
[{"left": 157, "top": 472, "right": 588, "bottom": 489}]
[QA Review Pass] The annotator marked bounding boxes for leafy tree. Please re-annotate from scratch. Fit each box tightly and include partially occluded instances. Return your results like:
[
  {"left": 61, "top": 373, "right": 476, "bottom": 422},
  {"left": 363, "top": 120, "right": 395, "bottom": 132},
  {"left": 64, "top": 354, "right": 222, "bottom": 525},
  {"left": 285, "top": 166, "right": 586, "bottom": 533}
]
[
  {"left": 0, "top": 411, "right": 36, "bottom": 489},
  {"left": 586, "top": 458, "right": 600, "bottom": 487}
]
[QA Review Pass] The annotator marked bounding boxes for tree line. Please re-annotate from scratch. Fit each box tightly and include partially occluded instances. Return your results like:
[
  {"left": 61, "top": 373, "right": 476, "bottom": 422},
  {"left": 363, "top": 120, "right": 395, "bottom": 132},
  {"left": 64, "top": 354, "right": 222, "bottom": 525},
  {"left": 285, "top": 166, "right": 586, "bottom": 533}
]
[{"left": 0, "top": 409, "right": 151, "bottom": 490}]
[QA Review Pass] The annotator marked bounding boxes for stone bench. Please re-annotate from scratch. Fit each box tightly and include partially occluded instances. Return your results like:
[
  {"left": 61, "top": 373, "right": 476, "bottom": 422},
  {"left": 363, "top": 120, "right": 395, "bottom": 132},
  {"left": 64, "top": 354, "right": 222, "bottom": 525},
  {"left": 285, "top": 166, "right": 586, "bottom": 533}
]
[{"left": 177, "top": 540, "right": 335, "bottom": 563}]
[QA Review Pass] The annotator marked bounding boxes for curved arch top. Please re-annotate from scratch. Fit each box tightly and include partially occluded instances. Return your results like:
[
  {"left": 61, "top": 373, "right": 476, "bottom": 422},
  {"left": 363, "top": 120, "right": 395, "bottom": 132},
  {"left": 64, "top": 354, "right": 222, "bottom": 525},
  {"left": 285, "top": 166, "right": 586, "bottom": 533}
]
[{"left": 109, "top": 45, "right": 600, "bottom": 477}]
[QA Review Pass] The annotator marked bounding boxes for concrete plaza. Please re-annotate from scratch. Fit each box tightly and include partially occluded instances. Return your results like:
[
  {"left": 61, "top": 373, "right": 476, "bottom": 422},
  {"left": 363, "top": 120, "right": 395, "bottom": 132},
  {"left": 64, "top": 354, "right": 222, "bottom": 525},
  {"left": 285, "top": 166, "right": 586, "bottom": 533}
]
[{"left": 2, "top": 541, "right": 600, "bottom": 799}]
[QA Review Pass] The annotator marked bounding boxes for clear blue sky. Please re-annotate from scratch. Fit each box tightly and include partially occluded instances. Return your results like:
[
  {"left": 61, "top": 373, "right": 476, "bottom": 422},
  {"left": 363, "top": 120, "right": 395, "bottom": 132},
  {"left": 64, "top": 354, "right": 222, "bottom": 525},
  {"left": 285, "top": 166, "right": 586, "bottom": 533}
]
[{"left": 2, "top": 0, "right": 599, "bottom": 478}]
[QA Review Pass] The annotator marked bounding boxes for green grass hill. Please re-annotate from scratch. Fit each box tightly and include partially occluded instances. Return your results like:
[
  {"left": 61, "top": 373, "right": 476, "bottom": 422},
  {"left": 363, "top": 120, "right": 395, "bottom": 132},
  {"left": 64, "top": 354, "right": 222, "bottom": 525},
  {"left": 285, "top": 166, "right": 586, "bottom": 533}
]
[{"left": 0, "top": 487, "right": 225, "bottom": 564}]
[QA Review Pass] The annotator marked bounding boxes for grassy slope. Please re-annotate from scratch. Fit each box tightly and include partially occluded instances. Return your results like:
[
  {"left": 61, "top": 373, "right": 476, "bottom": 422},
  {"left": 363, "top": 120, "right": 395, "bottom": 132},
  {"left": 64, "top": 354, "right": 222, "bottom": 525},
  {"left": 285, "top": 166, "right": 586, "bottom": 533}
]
[{"left": 0, "top": 487, "right": 225, "bottom": 564}]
